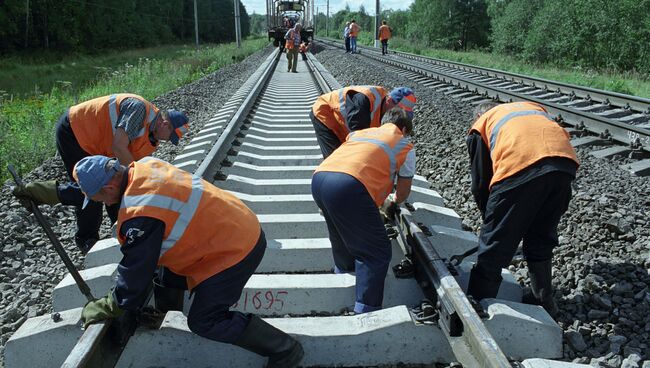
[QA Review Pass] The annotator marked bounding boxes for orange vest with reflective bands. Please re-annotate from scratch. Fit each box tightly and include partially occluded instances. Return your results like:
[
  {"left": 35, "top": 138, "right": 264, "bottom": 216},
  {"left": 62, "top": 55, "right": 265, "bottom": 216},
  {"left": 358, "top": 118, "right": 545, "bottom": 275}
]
[
  {"left": 470, "top": 101, "right": 579, "bottom": 188},
  {"left": 116, "top": 158, "right": 261, "bottom": 290},
  {"left": 285, "top": 29, "right": 298, "bottom": 49},
  {"left": 312, "top": 86, "right": 388, "bottom": 143},
  {"left": 68, "top": 94, "right": 159, "bottom": 160},
  {"left": 378, "top": 25, "right": 391, "bottom": 41},
  {"left": 315, "top": 123, "right": 413, "bottom": 207}
]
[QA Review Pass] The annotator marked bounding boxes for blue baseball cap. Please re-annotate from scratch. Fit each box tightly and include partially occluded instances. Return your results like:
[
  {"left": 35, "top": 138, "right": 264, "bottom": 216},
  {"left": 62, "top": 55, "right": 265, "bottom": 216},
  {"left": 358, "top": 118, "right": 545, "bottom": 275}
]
[
  {"left": 167, "top": 110, "right": 189, "bottom": 145},
  {"left": 72, "top": 155, "right": 119, "bottom": 209},
  {"left": 389, "top": 87, "right": 416, "bottom": 119}
]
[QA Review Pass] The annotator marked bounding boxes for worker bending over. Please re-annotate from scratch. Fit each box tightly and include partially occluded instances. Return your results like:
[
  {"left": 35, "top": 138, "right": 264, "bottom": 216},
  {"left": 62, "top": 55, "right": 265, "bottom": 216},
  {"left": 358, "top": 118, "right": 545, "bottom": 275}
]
[
  {"left": 74, "top": 155, "right": 303, "bottom": 368},
  {"left": 311, "top": 108, "right": 416, "bottom": 314},
  {"left": 466, "top": 101, "right": 579, "bottom": 318},
  {"left": 310, "top": 86, "right": 416, "bottom": 158}
]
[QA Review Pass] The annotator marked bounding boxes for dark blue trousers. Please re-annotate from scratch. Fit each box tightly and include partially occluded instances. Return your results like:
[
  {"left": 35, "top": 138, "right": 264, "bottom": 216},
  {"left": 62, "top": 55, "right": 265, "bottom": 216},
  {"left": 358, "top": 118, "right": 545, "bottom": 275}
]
[
  {"left": 55, "top": 112, "right": 118, "bottom": 246},
  {"left": 185, "top": 231, "right": 267, "bottom": 343},
  {"left": 311, "top": 172, "right": 391, "bottom": 313},
  {"left": 469, "top": 172, "right": 573, "bottom": 299}
]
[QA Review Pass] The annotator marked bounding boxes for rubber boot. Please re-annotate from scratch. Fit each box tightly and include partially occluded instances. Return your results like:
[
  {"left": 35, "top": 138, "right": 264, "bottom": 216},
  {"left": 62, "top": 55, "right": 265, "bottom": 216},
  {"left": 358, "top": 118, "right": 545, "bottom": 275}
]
[
  {"left": 234, "top": 315, "right": 304, "bottom": 368},
  {"left": 153, "top": 277, "right": 184, "bottom": 313},
  {"left": 524, "top": 259, "right": 559, "bottom": 319},
  {"left": 466, "top": 265, "right": 502, "bottom": 301}
]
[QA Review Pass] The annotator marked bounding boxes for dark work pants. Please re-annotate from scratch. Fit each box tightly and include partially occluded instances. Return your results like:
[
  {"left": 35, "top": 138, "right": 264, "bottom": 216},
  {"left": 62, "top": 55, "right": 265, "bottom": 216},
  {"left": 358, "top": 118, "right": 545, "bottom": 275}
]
[
  {"left": 469, "top": 172, "right": 573, "bottom": 300},
  {"left": 381, "top": 40, "right": 388, "bottom": 55},
  {"left": 344, "top": 37, "right": 351, "bottom": 52},
  {"left": 311, "top": 172, "right": 391, "bottom": 313},
  {"left": 309, "top": 111, "right": 341, "bottom": 159},
  {"left": 55, "top": 113, "right": 119, "bottom": 245},
  {"left": 186, "top": 231, "right": 267, "bottom": 343}
]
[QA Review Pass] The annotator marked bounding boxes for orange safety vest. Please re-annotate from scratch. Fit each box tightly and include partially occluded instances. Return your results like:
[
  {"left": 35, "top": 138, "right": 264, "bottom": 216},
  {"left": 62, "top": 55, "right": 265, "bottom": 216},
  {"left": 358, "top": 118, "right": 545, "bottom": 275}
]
[
  {"left": 117, "top": 157, "right": 261, "bottom": 290},
  {"left": 378, "top": 25, "right": 391, "bottom": 41},
  {"left": 315, "top": 123, "right": 413, "bottom": 207},
  {"left": 469, "top": 101, "right": 579, "bottom": 188},
  {"left": 68, "top": 94, "right": 159, "bottom": 160},
  {"left": 349, "top": 23, "right": 360, "bottom": 37},
  {"left": 285, "top": 29, "right": 299, "bottom": 49},
  {"left": 312, "top": 86, "right": 389, "bottom": 142}
]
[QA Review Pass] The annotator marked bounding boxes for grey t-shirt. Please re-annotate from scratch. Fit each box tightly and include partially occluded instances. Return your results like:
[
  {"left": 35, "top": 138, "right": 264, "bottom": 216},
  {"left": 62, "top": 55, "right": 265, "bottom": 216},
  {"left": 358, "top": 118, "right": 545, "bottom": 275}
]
[{"left": 115, "top": 98, "right": 146, "bottom": 141}]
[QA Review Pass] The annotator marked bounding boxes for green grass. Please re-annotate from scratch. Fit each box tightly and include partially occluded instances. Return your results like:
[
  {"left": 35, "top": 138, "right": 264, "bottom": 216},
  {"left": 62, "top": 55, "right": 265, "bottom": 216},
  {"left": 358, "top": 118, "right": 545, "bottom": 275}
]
[
  {"left": 0, "top": 37, "right": 269, "bottom": 182},
  {"left": 352, "top": 35, "right": 650, "bottom": 99}
]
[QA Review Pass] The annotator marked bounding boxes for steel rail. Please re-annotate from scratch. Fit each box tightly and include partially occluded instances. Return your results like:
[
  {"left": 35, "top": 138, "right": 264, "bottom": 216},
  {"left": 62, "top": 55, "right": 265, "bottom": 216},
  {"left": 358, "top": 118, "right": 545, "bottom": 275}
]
[{"left": 319, "top": 39, "right": 650, "bottom": 152}]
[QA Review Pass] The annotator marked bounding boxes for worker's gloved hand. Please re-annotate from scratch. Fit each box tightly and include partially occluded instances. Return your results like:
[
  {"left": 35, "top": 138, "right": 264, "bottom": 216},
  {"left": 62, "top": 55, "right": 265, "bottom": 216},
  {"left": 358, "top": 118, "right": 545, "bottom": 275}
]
[
  {"left": 81, "top": 292, "right": 123, "bottom": 328},
  {"left": 380, "top": 193, "right": 398, "bottom": 221},
  {"left": 12, "top": 180, "right": 60, "bottom": 209}
]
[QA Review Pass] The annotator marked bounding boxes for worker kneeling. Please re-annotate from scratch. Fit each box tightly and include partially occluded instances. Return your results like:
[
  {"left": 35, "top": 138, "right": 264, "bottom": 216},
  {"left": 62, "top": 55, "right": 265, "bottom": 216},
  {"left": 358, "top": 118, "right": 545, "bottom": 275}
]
[
  {"left": 311, "top": 108, "right": 416, "bottom": 313},
  {"left": 75, "top": 155, "right": 303, "bottom": 368}
]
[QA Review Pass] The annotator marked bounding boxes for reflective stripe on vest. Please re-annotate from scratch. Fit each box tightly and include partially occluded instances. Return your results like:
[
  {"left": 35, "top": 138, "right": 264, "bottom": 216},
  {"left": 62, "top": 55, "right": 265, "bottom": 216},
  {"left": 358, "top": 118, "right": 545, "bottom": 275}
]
[
  {"left": 120, "top": 157, "right": 204, "bottom": 257},
  {"left": 339, "top": 86, "right": 383, "bottom": 134},
  {"left": 348, "top": 133, "right": 411, "bottom": 181},
  {"left": 108, "top": 94, "right": 158, "bottom": 137},
  {"left": 108, "top": 95, "right": 119, "bottom": 133},
  {"left": 489, "top": 110, "right": 552, "bottom": 154}
]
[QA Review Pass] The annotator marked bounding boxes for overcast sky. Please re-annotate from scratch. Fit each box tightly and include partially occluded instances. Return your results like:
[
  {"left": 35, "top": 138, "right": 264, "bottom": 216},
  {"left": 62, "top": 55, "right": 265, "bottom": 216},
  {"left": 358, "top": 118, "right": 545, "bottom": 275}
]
[{"left": 241, "top": 0, "right": 414, "bottom": 15}]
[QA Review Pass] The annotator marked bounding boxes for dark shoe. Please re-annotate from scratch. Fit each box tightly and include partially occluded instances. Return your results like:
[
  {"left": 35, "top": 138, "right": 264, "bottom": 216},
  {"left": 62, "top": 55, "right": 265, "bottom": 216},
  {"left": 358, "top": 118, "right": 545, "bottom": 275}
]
[
  {"left": 466, "top": 265, "right": 502, "bottom": 301},
  {"left": 75, "top": 236, "right": 98, "bottom": 254},
  {"left": 526, "top": 259, "right": 559, "bottom": 318},
  {"left": 235, "top": 315, "right": 303, "bottom": 368}
]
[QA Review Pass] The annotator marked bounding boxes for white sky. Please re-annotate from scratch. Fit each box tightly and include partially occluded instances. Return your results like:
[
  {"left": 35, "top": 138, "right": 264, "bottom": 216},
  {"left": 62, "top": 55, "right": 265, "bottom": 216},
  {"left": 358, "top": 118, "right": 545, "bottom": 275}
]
[{"left": 241, "top": 0, "right": 414, "bottom": 15}]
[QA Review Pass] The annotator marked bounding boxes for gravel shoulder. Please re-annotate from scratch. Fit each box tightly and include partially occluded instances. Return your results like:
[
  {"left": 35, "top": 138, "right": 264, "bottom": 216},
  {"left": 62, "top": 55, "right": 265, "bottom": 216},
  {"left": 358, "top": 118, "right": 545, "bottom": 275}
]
[
  {"left": 311, "top": 44, "right": 650, "bottom": 367},
  {"left": 0, "top": 45, "right": 273, "bottom": 365}
]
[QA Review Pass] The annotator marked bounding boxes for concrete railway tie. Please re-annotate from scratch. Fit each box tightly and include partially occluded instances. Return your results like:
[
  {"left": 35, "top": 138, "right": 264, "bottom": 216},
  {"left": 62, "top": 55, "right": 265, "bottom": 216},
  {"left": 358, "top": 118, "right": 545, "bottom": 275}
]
[{"left": 5, "top": 49, "right": 585, "bottom": 368}]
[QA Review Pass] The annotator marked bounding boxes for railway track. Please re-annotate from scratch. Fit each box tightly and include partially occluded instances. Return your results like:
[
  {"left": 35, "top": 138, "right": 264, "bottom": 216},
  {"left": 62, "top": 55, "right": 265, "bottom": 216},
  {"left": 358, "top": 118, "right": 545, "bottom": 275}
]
[
  {"left": 319, "top": 38, "right": 650, "bottom": 176},
  {"left": 6, "top": 48, "right": 573, "bottom": 368}
]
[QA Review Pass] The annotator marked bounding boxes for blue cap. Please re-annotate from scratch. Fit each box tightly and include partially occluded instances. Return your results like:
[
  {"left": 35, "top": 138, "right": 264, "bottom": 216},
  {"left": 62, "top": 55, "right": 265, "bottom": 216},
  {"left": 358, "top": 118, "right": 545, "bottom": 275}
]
[
  {"left": 72, "top": 155, "right": 118, "bottom": 209},
  {"left": 389, "top": 87, "right": 416, "bottom": 119},
  {"left": 167, "top": 110, "right": 189, "bottom": 145}
]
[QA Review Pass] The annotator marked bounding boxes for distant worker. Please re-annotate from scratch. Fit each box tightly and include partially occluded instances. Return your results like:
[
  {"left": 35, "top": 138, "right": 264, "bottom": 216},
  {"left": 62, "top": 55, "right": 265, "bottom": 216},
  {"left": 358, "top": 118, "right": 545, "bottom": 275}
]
[
  {"left": 378, "top": 20, "right": 392, "bottom": 55},
  {"left": 310, "top": 86, "right": 416, "bottom": 158},
  {"left": 285, "top": 23, "right": 302, "bottom": 73},
  {"left": 12, "top": 93, "right": 188, "bottom": 253},
  {"left": 311, "top": 108, "right": 416, "bottom": 314},
  {"left": 75, "top": 155, "right": 304, "bottom": 368},
  {"left": 349, "top": 19, "right": 361, "bottom": 54},
  {"left": 343, "top": 22, "right": 351, "bottom": 53},
  {"left": 466, "top": 101, "right": 579, "bottom": 318},
  {"left": 299, "top": 41, "right": 311, "bottom": 61}
]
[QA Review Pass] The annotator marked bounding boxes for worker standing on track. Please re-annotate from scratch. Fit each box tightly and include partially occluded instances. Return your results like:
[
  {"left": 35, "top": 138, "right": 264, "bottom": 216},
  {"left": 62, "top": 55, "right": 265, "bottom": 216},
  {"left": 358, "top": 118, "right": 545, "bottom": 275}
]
[
  {"left": 310, "top": 86, "right": 416, "bottom": 158},
  {"left": 12, "top": 93, "right": 189, "bottom": 254},
  {"left": 343, "top": 22, "right": 351, "bottom": 53},
  {"left": 378, "top": 20, "right": 392, "bottom": 55},
  {"left": 311, "top": 108, "right": 416, "bottom": 314},
  {"left": 349, "top": 19, "right": 360, "bottom": 54},
  {"left": 74, "top": 155, "right": 304, "bottom": 368},
  {"left": 285, "top": 23, "right": 302, "bottom": 73},
  {"left": 466, "top": 101, "right": 579, "bottom": 318}
]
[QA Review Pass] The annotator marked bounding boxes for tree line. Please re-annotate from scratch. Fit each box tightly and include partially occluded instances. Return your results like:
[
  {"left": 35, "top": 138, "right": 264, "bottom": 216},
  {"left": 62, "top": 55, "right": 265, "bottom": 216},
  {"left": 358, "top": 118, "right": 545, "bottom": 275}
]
[
  {"left": 305, "top": 0, "right": 649, "bottom": 74},
  {"left": 0, "top": 0, "right": 251, "bottom": 53}
]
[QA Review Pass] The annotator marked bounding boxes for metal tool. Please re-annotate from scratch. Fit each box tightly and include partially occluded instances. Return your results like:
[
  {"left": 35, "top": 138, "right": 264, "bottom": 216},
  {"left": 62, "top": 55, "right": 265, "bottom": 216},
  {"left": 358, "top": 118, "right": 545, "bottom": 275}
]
[
  {"left": 449, "top": 246, "right": 479, "bottom": 266},
  {"left": 8, "top": 164, "right": 95, "bottom": 302}
]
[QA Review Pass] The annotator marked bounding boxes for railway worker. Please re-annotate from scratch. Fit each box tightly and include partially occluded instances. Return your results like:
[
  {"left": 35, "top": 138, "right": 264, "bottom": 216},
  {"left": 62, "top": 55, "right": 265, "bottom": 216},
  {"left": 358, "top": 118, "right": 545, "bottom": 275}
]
[
  {"left": 466, "top": 101, "right": 579, "bottom": 318},
  {"left": 349, "top": 19, "right": 361, "bottom": 54},
  {"left": 75, "top": 155, "right": 304, "bottom": 368},
  {"left": 310, "top": 86, "right": 416, "bottom": 158},
  {"left": 378, "top": 20, "right": 392, "bottom": 55},
  {"left": 284, "top": 23, "right": 302, "bottom": 73},
  {"left": 311, "top": 108, "right": 416, "bottom": 314},
  {"left": 343, "top": 22, "right": 351, "bottom": 53},
  {"left": 12, "top": 93, "right": 189, "bottom": 254},
  {"left": 299, "top": 41, "right": 311, "bottom": 61}
]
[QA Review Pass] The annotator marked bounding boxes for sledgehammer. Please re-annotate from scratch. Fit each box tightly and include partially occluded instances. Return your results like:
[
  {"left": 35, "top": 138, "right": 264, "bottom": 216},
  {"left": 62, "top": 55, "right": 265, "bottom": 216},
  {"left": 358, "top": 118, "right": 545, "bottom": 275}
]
[{"left": 8, "top": 164, "right": 95, "bottom": 302}]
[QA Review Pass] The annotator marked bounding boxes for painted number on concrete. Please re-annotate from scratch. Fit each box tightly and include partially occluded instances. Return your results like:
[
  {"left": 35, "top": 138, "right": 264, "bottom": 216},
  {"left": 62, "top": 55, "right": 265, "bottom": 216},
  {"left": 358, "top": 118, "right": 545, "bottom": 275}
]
[
  {"left": 233, "top": 290, "right": 289, "bottom": 311},
  {"left": 628, "top": 130, "right": 650, "bottom": 145}
]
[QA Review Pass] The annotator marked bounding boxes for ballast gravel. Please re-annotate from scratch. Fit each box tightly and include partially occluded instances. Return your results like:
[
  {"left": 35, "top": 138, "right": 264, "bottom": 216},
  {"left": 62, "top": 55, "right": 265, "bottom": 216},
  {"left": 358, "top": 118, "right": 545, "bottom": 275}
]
[
  {"left": 311, "top": 44, "right": 649, "bottom": 367},
  {"left": 0, "top": 45, "right": 273, "bottom": 365}
]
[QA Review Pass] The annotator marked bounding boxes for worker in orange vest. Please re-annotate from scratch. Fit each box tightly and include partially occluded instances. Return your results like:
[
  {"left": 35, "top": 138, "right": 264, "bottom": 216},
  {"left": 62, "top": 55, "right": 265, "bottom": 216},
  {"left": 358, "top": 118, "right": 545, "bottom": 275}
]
[
  {"left": 466, "top": 101, "right": 579, "bottom": 318},
  {"left": 284, "top": 23, "right": 302, "bottom": 73},
  {"left": 12, "top": 94, "right": 188, "bottom": 253},
  {"left": 75, "top": 155, "right": 303, "bottom": 368},
  {"left": 310, "top": 86, "right": 416, "bottom": 158},
  {"left": 349, "top": 19, "right": 360, "bottom": 54},
  {"left": 311, "top": 108, "right": 416, "bottom": 313},
  {"left": 378, "top": 20, "right": 392, "bottom": 55}
]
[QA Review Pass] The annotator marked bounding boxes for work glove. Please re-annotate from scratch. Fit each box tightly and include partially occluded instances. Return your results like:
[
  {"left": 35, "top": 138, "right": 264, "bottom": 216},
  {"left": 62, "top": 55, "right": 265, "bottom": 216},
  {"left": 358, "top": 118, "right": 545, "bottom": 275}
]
[
  {"left": 12, "top": 180, "right": 60, "bottom": 209},
  {"left": 380, "top": 193, "right": 398, "bottom": 221},
  {"left": 81, "top": 291, "right": 123, "bottom": 328}
]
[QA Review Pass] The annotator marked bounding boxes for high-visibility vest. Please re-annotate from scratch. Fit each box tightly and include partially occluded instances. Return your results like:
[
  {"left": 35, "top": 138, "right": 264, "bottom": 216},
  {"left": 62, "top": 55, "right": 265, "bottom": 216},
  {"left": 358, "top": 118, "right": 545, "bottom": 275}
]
[
  {"left": 68, "top": 94, "right": 159, "bottom": 160},
  {"left": 378, "top": 25, "right": 391, "bottom": 41},
  {"left": 349, "top": 23, "right": 360, "bottom": 37},
  {"left": 312, "top": 86, "right": 389, "bottom": 142},
  {"left": 315, "top": 123, "right": 413, "bottom": 207},
  {"left": 285, "top": 29, "right": 299, "bottom": 49},
  {"left": 116, "top": 157, "right": 261, "bottom": 290},
  {"left": 470, "top": 101, "right": 579, "bottom": 188}
]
